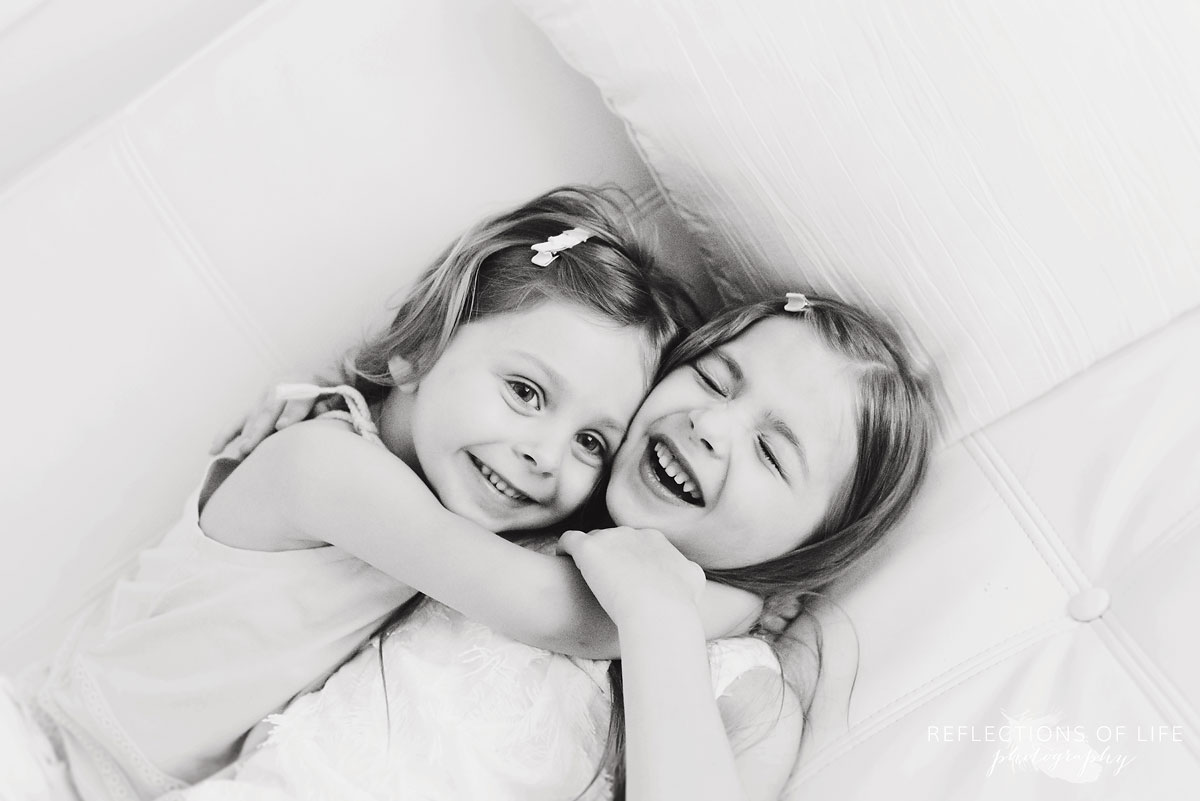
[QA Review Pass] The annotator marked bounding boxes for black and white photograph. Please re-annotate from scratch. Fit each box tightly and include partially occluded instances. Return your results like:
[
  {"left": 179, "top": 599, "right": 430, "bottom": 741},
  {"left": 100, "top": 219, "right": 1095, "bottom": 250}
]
[{"left": 1, "top": 1, "right": 1197, "bottom": 799}]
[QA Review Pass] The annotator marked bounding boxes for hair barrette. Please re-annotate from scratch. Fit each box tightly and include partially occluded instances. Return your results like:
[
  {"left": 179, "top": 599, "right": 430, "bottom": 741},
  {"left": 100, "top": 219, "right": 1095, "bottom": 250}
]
[
  {"left": 531, "top": 227, "right": 592, "bottom": 266},
  {"left": 783, "top": 292, "right": 810, "bottom": 313}
]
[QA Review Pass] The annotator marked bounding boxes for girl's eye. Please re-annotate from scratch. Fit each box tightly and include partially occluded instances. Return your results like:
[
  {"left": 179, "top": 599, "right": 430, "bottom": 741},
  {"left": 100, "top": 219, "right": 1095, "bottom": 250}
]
[
  {"left": 692, "top": 364, "right": 728, "bottom": 397},
  {"left": 757, "top": 435, "right": 783, "bottom": 475},
  {"left": 576, "top": 432, "right": 607, "bottom": 458},
  {"left": 506, "top": 379, "right": 542, "bottom": 410}
]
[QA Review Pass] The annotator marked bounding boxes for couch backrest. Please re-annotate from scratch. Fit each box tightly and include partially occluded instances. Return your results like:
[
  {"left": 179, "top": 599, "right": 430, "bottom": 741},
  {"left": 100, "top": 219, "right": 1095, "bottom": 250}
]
[{"left": 0, "top": 0, "right": 659, "bottom": 669}]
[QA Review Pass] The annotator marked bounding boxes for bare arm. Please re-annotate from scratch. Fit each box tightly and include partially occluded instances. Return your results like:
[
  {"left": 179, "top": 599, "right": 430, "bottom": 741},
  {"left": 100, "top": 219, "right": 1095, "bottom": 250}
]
[
  {"left": 559, "top": 528, "right": 802, "bottom": 801},
  {"left": 620, "top": 609, "right": 802, "bottom": 801},
  {"left": 199, "top": 420, "right": 761, "bottom": 659}
]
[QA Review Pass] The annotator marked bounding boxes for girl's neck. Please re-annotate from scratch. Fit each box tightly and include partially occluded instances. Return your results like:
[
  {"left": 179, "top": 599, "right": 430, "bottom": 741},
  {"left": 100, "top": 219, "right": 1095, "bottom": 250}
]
[{"left": 373, "top": 387, "right": 424, "bottom": 479}]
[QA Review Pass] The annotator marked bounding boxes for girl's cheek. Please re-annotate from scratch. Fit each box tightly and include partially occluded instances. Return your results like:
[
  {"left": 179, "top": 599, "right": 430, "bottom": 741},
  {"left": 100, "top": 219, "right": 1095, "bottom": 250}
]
[
  {"left": 567, "top": 464, "right": 601, "bottom": 511},
  {"left": 569, "top": 466, "right": 595, "bottom": 506}
]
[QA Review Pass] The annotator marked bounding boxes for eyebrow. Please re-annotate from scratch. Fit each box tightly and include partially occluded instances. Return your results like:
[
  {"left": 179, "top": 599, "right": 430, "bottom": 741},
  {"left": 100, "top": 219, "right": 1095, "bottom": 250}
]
[
  {"left": 718, "top": 349, "right": 809, "bottom": 476},
  {"left": 766, "top": 412, "right": 809, "bottom": 477},
  {"left": 713, "top": 350, "right": 744, "bottom": 387},
  {"left": 512, "top": 351, "right": 625, "bottom": 440}
]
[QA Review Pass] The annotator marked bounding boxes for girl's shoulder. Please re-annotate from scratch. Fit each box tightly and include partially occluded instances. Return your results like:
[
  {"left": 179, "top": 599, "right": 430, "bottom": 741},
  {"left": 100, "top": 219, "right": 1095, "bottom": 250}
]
[
  {"left": 199, "top": 418, "right": 411, "bottom": 552},
  {"left": 710, "top": 637, "right": 804, "bottom": 798}
]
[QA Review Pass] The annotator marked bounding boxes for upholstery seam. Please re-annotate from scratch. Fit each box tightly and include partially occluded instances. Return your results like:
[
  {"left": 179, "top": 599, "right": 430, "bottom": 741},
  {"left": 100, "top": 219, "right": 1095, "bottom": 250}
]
[
  {"left": 1107, "top": 504, "right": 1200, "bottom": 589},
  {"left": 791, "top": 325, "right": 1200, "bottom": 786},
  {"left": 113, "top": 123, "right": 286, "bottom": 371},
  {"left": 0, "top": 0, "right": 289, "bottom": 202},
  {"left": 1094, "top": 612, "right": 1200, "bottom": 761},
  {"left": 965, "top": 431, "right": 1088, "bottom": 593},
  {"left": 791, "top": 618, "right": 1069, "bottom": 783}
]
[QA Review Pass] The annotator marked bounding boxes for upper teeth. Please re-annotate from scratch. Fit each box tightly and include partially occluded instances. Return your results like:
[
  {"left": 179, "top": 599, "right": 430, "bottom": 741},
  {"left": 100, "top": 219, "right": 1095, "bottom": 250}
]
[
  {"left": 654, "top": 442, "right": 700, "bottom": 501},
  {"left": 478, "top": 462, "right": 529, "bottom": 501}
]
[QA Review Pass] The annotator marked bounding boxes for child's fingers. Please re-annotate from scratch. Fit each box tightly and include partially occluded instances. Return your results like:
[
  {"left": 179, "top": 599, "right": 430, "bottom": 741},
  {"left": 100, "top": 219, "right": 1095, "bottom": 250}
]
[
  {"left": 209, "top": 378, "right": 320, "bottom": 456},
  {"left": 237, "top": 406, "right": 285, "bottom": 454},
  {"left": 275, "top": 398, "right": 315, "bottom": 430},
  {"left": 555, "top": 530, "right": 588, "bottom": 557},
  {"left": 209, "top": 416, "right": 249, "bottom": 455}
]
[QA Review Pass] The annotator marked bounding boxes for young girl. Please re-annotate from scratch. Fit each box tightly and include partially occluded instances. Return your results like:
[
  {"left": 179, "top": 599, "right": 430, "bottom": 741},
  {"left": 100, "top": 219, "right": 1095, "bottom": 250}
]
[
  {"left": 3, "top": 186, "right": 703, "bottom": 801},
  {"left": 173, "top": 292, "right": 935, "bottom": 800}
]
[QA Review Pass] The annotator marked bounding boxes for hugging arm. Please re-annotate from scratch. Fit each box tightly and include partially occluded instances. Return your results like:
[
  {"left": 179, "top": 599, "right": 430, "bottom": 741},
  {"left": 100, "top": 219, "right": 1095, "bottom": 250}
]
[
  {"left": 560, "top": 528, "right": 803, "bottom": 801},
  {"left": 620, "top": 619, "right": 803, "bottom": 800},
  {"left": 200, "top": 420, "right": 761, "bottom": 659}
]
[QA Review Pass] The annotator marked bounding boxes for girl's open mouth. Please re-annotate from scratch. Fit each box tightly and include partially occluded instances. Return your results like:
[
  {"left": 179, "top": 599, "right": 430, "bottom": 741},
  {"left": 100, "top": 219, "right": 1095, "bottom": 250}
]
[
  {"left": 644, "top": 437, "right": 704, "bottom": 506},
  {"left": 469, "top": 455, "right": 533, "bottom": 504}
]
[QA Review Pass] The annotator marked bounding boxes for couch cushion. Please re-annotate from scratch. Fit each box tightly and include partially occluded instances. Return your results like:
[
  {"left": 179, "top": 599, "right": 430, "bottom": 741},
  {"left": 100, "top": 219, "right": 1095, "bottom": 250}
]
[
  {"left": 0, "top": 0, "right": 654, "bottom": 669},
  {"left": 514, "top": 0, "right": 1200, "bottom": 440},
  {"left": 787, "top": 309, "right": 1199, "bottom": 796}
]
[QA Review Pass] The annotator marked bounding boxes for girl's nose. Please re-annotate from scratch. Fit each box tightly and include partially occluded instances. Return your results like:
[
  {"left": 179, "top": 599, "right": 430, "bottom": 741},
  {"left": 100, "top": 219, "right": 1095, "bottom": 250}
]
[
  {"left": 514, "top": 436, "right": 563, "bottom": 477},
  {"left": 687, "top": 404, "right": 731, "bottom": 457}
]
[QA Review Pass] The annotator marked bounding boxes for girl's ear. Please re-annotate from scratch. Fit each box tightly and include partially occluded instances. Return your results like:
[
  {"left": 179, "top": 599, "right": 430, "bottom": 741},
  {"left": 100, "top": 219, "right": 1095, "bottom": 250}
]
[{"left": 387, "top": 354, "right": 419, "bottom": 394}]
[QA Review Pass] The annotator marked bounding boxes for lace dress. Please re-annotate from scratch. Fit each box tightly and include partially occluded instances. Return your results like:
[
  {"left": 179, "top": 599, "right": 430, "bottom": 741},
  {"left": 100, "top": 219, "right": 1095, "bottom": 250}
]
[{"left": 169, "top": 599, "right": 778, "bottom": 801}]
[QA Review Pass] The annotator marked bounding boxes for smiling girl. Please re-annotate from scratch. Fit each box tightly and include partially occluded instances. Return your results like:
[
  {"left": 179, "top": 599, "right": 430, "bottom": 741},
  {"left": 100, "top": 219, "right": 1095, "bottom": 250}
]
[
  {"left": 7, "top": 186, "right": 702, "bottom": 801},
  {"left": 168, "top": 292, "right": 934, "bottom": 800},
  {"left": 607, "top": 313, "right": 861, "bottom": 569}
]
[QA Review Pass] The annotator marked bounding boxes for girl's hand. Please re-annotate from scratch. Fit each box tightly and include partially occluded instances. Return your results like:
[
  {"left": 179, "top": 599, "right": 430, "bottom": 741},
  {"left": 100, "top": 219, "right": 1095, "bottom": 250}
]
[
  {"left": 557, "top": 527, "right": 707, "bottom": 630},
  {"left": 208, "top": 384, "right": 320, "bottom": 458},
  {"left": 757, "top": 593, "right": 803, "bottom": 639}
]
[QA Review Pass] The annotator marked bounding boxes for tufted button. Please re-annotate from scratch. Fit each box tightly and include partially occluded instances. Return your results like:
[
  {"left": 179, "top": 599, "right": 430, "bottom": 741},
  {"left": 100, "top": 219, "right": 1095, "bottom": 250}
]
[{"left": 1068, "top": 587, "right": 1111, "bottom": 622}]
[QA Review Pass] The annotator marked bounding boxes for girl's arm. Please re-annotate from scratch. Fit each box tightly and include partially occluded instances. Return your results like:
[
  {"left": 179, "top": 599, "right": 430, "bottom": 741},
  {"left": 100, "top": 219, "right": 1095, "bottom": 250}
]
[
  {"left": 558, "top": 528, "right": 803, "bottom": 801},
  {"left": 199, "top": 419, "right": 761, "bottom": 659}
]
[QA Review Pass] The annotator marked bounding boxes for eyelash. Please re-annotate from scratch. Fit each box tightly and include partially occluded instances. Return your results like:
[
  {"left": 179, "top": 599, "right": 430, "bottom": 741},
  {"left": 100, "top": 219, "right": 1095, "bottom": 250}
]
[
  {"left": 577, "top": 432, "right": 607, "bottom": 459},
  {"left": 757, "top": 436, "right": 783, "bottom": 475},
  {"left": 693, "top": 364, "right": 728, "bottom": 397},
  {"left": 506, "top": 379, "right": 609, "bottom": 463},
  {"left": 506, "top": 378, "right": 543, "bottom": 410},
  {"left": 694, "top": 364, "right": 784, "bottom": 477}
]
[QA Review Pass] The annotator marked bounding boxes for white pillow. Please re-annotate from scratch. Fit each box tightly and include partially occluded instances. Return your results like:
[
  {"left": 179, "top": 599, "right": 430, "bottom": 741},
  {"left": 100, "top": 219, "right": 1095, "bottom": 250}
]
[
  {"left": 513, "top": 2, "right": 1200, "bottom": 798},
  {"left": 514, "top": 0, "right": 1200, "bottom": 439}
]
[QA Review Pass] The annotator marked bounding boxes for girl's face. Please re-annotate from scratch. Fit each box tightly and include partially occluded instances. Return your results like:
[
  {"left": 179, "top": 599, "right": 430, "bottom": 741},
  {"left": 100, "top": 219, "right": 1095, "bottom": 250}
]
[
  {"left": 606, "top": 317, "right": 860, "bottom": 569},
  {"left": 387, "top": 300, "right": 651, "bottom": 532}
]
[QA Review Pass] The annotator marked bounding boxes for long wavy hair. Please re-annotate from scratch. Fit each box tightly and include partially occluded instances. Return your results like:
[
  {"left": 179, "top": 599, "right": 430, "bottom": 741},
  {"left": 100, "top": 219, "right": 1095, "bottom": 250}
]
[
  {"left": 345, "top": 185, "right": 700, "bottom": 402},
  {"left": 356, "top": 185, "right": 702, "bottom": 745},
  {"left": 593, "top": 292, "right": 937, "bottom": 799}
]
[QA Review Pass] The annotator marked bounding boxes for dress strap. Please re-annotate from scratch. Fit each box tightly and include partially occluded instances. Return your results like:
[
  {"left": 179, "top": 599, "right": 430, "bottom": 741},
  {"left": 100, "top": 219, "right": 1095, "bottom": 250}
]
[
  {"left": 707, "top": 636, "right": 781, "bottom": 699},
  {"left": 274, "top": 383, "right": 383, "bottom": 446}
]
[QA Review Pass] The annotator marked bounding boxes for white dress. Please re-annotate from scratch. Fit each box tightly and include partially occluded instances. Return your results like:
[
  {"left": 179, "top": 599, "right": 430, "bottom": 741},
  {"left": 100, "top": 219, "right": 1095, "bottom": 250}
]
[
  {"left": 3, "top": 386, "right": 411, "bottom": 801},
  {"left": 168, "top": 598, "right": 780, "bottom": 801}
]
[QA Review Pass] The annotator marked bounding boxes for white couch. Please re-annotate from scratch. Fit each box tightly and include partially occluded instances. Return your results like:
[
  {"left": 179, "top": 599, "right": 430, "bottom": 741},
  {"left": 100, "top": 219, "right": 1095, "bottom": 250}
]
[
  {"left": 2, "top": 1, "right": 1196, "bottom": 798},
  {"left": 0, "top": 0, "right": 675, "bottom": 666}
]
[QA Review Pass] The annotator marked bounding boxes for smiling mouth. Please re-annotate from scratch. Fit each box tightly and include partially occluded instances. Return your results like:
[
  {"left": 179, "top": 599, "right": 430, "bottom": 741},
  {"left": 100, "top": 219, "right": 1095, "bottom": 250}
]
[
  {"left": 647, "top": 438, "right": 704, "bottom": 506},
  {"left": 469, "top": 455, "right": 534, "bottom": 504}
]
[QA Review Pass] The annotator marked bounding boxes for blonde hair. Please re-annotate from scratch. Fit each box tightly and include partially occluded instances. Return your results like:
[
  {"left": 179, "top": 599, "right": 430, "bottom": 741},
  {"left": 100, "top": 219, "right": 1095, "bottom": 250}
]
[
  {"left": 357, "top": 186, "right": 701, "bottom": 761},
  {"left": 667, "top": 293, "right": 936, "bottom": 600},
  {"left": 346, "top": 185, "right": 699, "bottom": 402},
  {"left": 597, "top": 291, "right": 937, "bottom": 799}
]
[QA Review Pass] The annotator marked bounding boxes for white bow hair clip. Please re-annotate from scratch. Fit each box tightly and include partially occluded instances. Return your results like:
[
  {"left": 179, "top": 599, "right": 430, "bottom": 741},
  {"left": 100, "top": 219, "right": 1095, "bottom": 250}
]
[
  {"left": 531, "top": 227, "right": 592, "bottom": 266},
  {"left": 783, "top": 292, "right": 810, "bottom": 313}
]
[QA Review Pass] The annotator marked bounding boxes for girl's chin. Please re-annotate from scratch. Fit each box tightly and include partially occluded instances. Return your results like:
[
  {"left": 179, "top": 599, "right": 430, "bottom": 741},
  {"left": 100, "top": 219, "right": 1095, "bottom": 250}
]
[
  {"left": 604, "top": 488, "right": 658, "bottom": 531},
  {"left": 606, "top": 493, "right": 686, "bottom": 543}
]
